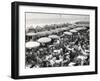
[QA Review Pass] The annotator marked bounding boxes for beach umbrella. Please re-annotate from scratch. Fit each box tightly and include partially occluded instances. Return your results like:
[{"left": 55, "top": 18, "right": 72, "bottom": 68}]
[
  {"left": 56, "top": 28, "right": 63, "bottom": 32},
  {"left": 60, "top": 28, "right": 66, "bottom": 30},
  {"left": 50, "top": 30, "right": 59, "bottom": 33},
  {"left": 64, "top": 31, "right": 72, "bottom": 35},
  {"left": 26, "top": 32, "right": 36, "bottom": 36},
  {"left": 26, "top": 32, "right": 37, "bottom": 41},
  {"left": 48, "top": 35, "right": 60, "bottom": 39},
  {"left": 60, "top": 27, "right": 69, "bottom": 31},
  {"left": 36, "top": 31, "right": 52, "bottom": 36},
  {"left": 37, "top": 37, "right": 51, "bottom": 43},
  {"left": 26, "top": 41, "right": 40, "bottom": 49},
  {"left": 70, "top": 29, "right": 77, "bottom": 33},
  {"left": 75, "top": 27, "right": 86, "bottom": 31},
  {"left": 74, "top": 27, "right": 82, "bottom": 31},
  {"left": 44, "top": 31, "right": 52, "bottom": 35},
  {"left": 36, "top": 32, "right": 47, "bottom": 36}
]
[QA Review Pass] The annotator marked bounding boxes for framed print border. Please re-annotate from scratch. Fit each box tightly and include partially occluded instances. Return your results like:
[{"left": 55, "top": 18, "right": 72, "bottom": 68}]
[{"left": 11, "top": 1, "right": 98, "bottom": 79}]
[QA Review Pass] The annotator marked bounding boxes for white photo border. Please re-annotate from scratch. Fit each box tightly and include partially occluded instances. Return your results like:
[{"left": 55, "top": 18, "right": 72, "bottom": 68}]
[{"left": 19, "top": 5, "right": 96, "bottom": 76}]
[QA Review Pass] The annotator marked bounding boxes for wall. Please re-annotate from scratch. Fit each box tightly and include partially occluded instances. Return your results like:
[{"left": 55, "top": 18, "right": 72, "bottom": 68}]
[{"left": 0, "top": 0, "right": 99, "bottom": 81}]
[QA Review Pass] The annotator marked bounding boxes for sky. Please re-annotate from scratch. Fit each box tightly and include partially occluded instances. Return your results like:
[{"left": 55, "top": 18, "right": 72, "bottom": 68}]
[{"left": 25, "top": 12, "right": 90, "bottom": 28}]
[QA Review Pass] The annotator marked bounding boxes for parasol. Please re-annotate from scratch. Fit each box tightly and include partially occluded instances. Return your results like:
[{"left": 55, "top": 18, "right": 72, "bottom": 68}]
[
  {"left": 37, "top": 37, "right": 51, "bottom": 43},
  {"left": 70, "top": 29, "right": 77, "bottom": 33},
  {"left": 60, "top": 27, "right": 69, "bottom": 31},
  {"left": 26, "top": 32, "right": 36, "bottom": 36},
  {"left": 36, "top": 31, "right": 52, "bottom": 36},
  {"left": 64, "top": 31, "right": 72, "bottom": 35},
  {"left": 50, "top": 30, "right": 59, "bottom": 33},
  {"left": 75, "top": 27, "right": 86, "bottom": 31},
  {"left": 48, "top": 35, "right": 60, "bottom": 39},
  {"left": 26, "top": 41, "right": 40, "bottom": 48}
]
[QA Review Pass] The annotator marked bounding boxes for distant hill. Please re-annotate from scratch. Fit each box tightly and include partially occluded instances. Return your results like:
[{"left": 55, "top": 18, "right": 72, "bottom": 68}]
[
  {"left": 75, "top": 21, "right": 89, "bottom": 27},
  {"left": 75, "top": 21, "right": 89, "bottom": 24}
]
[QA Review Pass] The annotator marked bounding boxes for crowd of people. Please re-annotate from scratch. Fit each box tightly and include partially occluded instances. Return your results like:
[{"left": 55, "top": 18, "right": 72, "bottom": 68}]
[{"left": 25, "top": 24, "right": 90, "bottom": 68}]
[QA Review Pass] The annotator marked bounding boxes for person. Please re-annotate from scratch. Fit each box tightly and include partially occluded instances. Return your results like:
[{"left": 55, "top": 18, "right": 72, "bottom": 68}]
[
  {"left": 63, "top": 55, "right": 70, "bottom": 66},
  {"left": 54, "top": 56, "right": 62, "bottom": 67},
  {"left": 41, "top": 56, "right": 48, "bottom": 67},
  {"left": 50, "top": 57, "right": 56, "bottom": 67},
  {"left": 30, "top": 60, "right": 37, "bottom": 68},
  {"left": 56, "top": 39, "right": 60, "bottom": 45}
]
